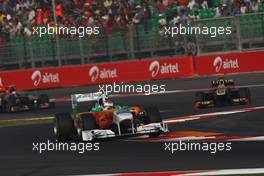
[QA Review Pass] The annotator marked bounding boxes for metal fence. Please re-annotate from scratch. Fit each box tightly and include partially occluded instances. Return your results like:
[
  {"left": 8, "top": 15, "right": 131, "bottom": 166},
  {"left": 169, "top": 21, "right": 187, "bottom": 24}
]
[
  {"left": 196, "top": 13, "right": 264, "bottom": 54},
  {"left": 0, "top": 12, "right": 264, "bottom": 70}
]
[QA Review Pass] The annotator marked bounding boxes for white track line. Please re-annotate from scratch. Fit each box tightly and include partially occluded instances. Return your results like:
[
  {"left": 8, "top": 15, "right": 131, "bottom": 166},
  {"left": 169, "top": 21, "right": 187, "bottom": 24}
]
[
  {"left": 136, "top": 135, "right": 264, "bottom": 142},
  {"left": 182, "top": 168, "right": 264, "bottom": 176},
  {"left": 72, "top": 168, "right": 264, "bottom": 176},
  {"left": 230, "top": 136, "right": 264, "bottom": 141},
  {"left": 164, "top": 105, "right": 264, "bottom": 124}
]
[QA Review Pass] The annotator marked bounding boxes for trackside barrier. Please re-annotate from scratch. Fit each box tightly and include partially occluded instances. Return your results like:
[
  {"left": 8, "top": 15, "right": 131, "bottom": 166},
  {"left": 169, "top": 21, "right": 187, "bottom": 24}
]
[
  {"left": 194, "top": 51, "right": 264, "bottom": 76},
  {"left": 1, "top": 51, "right": 264, "bottom": 91},
  {"left": 0, "top": 56, "right": 194, "bottom": 90}
]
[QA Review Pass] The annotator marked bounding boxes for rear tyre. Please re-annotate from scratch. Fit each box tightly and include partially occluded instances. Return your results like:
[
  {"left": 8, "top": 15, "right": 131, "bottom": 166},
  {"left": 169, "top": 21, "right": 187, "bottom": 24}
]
[
  {"left": 195, "top": 92, "right": 204, "bottom": 102},
  {"left": 4, "top": 95, "right": 16, "bottom": 112},
  {"left": 20, "top": 97, "right": 31, "bottom": 108},
  {"left": 54, "top": 113, "right": 74, "bottom": 141},
  {"left": 38, "top": 94, "right": 49, "bottom": 103},
  {"left": 5, "top": 104, "right": 12, "bottom": 113},
  {"left": 38, "top": 94, "right": 54, "bottom": 108},
  {"left": 194, "top": 92, "right": 205, "bottom": 109}
]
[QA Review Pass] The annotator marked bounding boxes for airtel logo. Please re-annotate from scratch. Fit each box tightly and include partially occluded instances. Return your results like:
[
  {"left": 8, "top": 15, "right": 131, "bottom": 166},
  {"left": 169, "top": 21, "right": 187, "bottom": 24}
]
[
  {"left": 149, "top": 60, "right": 179, "bottom": 78},
  {"left": 213, "top": 57, "right": 239, "bottom": 73},
  {"left": 89, "top": 66, "right": 117, "bottom": 82},
  {"left": 149, "top": 61, "right": 160, "bottom": 78},
  {"left": 31, "top": 70, "right": 42, "bottom": 86},
  {"left": 89, "top": 66, "right": 100, "bottom": 82},
  {"left": 31, "top": 70, "right": 60, "bottom": 86}
]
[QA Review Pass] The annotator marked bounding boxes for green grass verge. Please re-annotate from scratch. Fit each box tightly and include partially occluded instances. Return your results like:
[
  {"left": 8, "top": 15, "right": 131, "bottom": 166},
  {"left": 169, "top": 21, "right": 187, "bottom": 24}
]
[{"left": 0, "top": 118, "right": 53, "bottom": 128}]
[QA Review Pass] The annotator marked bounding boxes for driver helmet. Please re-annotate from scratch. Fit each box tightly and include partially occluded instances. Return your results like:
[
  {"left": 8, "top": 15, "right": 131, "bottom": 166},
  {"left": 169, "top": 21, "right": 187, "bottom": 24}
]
[
  {"left": 103, "top": 100, "right": 114, "bottom": 109},
  {"left": 219, "top": 79, "right": 225, "bottom": 86}
]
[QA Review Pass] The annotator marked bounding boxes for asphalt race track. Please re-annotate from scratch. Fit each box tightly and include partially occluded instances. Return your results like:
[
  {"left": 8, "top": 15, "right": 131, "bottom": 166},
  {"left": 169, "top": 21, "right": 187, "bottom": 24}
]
[{"left": 0, "top": 73, "right": 264, "bottom": 175}]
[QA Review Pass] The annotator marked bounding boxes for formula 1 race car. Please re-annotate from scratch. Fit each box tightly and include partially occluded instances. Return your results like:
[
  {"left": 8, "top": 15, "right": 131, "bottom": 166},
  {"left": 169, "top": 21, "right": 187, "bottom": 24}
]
[
  {"left": 0, "top": 86, "right": 54, "bottom": 112},
  {"left": 54, "top": 92, "right": 168, "bottom": 141},
  {"left": 194, "top": 78, "right": 251, "bottom": 109}
]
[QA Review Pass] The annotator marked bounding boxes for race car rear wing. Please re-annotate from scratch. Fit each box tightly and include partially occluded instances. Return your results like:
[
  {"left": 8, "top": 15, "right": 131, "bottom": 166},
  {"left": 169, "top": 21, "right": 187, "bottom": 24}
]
[
  {"left": 71, "top": 92, "right": 107, "bottom": 114},
  {"left": 211, "top": 79, "right": 234, "bottom": 87}
]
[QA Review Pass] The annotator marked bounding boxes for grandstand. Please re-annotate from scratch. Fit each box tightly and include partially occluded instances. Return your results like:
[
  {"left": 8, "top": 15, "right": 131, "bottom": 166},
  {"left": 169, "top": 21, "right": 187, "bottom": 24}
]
[{"left": 0, "top": 0, "right": 264, "bottom": 70}]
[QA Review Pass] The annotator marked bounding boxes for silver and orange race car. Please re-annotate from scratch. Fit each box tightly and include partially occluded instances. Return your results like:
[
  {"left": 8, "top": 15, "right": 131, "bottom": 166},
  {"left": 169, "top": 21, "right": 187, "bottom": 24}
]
[
  {"left": 193, "top": 78, "right": 251, "bottom": 109},
  {"left": 54, "top": 92, "right": 168, "bottom": 141}
]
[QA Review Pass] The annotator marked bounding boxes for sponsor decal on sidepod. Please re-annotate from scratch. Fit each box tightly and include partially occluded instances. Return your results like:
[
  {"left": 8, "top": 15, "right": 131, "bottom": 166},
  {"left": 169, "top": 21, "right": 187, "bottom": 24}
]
[
  {"left": 88, "top": 65, "right": 117, "bottom": 82},
  {"left": 213, "top": 56, "right": 239, "bottom": 73},
  {"left": 149, "top": 60, "right": 179, "bottom": 78},
  {"left": 31, "top": 70, "right": 60, "bottom": 86}
]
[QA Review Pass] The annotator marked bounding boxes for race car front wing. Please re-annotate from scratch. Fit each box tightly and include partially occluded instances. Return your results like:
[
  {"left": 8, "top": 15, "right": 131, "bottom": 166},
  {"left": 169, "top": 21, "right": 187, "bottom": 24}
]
[
  {"left": 81, "top": 122, "right": 169, "bottom": 141},
  {"left": 194, "top": 97, "right": 250, "bottom": 109}
]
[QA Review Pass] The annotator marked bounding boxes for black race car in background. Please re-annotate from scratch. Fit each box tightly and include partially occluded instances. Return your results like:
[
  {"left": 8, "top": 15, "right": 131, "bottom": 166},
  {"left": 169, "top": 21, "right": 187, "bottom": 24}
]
[
  {"left": 194, "top": 78, "right": 251, "bottom": 109},
  {"left": 0, "top": 86, "right": 54, "bottom": 113}
]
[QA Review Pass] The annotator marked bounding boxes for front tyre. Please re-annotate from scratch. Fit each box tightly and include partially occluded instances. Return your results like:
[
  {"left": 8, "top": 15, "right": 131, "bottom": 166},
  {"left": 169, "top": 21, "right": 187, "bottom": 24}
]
[
  {"left": 80, "top": 114, "right": 98, "bottom": 130},
  {"left": 194, "top": 92, "right": 205, "bottom": 109},
  {"left": 37, "top": 94, "right": 55, "bottom": 108},
  {"left": 144, "top": 106, "right": 162, "bottom": 124},
  {"left": 78, "top": 114, "right": 98, "bottom": 141},
  {"left": 38, "top": 94, "right": 49, "bottom": 103},
  {"left": 144, "top": 107, "right": 162, "bottom": 137},
  {"left": 239, "top": 88, "right": 251, "bottom": 104},
  {"left": 54, "top": 113, "right": 74, "bottom": 141}
]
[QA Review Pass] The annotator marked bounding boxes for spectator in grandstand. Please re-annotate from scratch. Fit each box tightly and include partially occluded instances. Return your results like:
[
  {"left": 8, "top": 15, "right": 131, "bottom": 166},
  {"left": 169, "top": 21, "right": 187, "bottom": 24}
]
[
  {"left": 214, "top": 5, "right": 222, "bottom": 17},
  {"left": 221, "top": 3, "right": 231, "bottom": 16},
  {"left": 201, "top": 0, "right": 208, "bottom": 9},
  {"left": 233, "top": 1, "right": 241, "bottom": 15},
  {"left": 0, "top": 10, "right": 5, "bottom": 25},
  {"left": 28, "top": 7, "right": 36, "bottom": 25},
  {"left": 251, "top": 0, "right": 259, "bottom": 12},
  {"left": 189, "top": 10, "right": 200, "bottom": 19},
  {"left": 0, "top": 0, "right": 264, "bottom": 43},
  {"left": 188, "top": 0, "right": 197, "bottom": 10},
  {"left": 132, "top": 5, "right": 145, "bottom": 24},
  {"left": 240, "top": 2, "right": 248, "bottom": 14}
]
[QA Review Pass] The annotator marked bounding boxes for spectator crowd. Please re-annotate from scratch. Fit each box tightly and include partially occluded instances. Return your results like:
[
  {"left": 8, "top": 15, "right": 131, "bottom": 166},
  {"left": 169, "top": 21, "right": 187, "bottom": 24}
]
[{"left": 0, "top": 0, "right": 264, "bottom": 45}]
